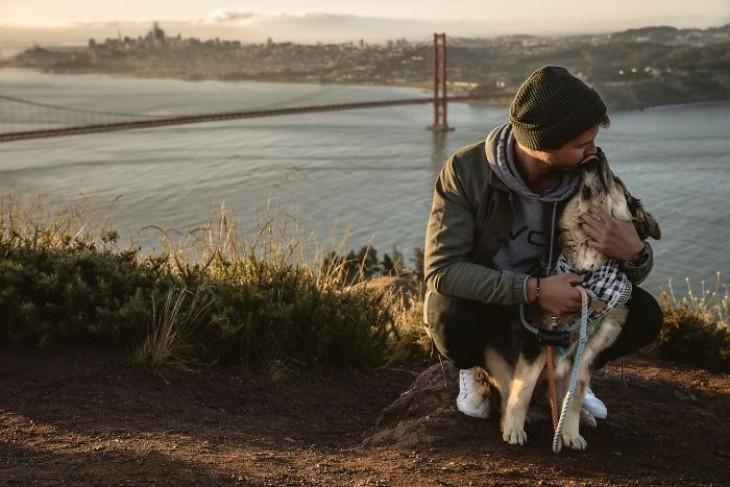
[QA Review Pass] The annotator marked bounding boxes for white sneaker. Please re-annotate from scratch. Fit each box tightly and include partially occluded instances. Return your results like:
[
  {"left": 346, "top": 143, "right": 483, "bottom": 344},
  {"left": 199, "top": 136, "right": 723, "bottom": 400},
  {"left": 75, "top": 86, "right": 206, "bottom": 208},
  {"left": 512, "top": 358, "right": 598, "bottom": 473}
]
[
  {"left": 456, "top": 368, "right": 490, "bottom": 419},
  {"left": 583, "top": 387, "right": 607, "bottom": 419}
]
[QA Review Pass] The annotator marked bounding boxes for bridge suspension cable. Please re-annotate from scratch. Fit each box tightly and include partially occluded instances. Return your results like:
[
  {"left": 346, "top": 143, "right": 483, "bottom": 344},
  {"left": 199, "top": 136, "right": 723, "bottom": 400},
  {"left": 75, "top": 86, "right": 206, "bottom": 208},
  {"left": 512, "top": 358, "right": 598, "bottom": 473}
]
[{"left": 0, "top": 93, "right": 163, "bottom": 136}]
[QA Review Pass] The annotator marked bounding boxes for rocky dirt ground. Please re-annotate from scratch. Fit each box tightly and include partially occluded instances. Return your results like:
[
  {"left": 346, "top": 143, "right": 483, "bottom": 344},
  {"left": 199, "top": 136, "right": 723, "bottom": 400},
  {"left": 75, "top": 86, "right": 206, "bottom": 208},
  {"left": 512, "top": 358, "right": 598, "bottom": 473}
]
[{"left": 1, "top": 350, "right": 728, "bottom": 486}]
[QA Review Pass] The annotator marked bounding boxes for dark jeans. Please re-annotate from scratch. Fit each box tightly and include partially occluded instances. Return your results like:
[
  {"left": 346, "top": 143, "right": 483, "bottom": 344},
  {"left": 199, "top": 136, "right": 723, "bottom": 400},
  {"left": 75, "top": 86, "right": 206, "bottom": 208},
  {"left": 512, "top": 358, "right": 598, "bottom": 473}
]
[{"left": 425, "top": 287, "right": 663, "bottom": 370}]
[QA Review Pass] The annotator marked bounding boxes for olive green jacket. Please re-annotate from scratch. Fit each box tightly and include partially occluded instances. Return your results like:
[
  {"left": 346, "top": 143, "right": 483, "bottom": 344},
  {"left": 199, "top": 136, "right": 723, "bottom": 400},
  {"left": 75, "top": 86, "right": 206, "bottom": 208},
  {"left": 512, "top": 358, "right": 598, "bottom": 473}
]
[{"left": 423, "top": 140, "right": 653, "bottom": 305}]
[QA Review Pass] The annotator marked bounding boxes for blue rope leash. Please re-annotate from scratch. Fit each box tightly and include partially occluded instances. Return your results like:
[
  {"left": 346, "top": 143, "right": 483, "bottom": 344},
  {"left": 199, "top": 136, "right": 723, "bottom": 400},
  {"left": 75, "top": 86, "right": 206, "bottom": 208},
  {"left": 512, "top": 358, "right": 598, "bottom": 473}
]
[
  {"left": 552, "top": 287, "right": 590, "bottom": 453},
  {"left": 519, "top": 287, "right": 594, "bottom": 453}
]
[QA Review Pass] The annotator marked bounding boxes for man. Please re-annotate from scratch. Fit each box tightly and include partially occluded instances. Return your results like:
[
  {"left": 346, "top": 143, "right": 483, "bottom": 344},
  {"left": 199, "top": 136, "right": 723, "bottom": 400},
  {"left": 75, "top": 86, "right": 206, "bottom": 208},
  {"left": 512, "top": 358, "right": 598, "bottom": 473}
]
[{"left": 423, "top": 66, "right": 662, "bottom": 420}]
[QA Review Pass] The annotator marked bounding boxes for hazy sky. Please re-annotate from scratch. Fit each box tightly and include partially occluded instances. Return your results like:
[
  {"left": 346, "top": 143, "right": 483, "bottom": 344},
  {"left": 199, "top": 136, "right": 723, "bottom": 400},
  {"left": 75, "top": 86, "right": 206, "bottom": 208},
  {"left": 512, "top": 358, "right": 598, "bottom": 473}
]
[{"left": 1, "top": 0, "right": 729, "bottom": 47}]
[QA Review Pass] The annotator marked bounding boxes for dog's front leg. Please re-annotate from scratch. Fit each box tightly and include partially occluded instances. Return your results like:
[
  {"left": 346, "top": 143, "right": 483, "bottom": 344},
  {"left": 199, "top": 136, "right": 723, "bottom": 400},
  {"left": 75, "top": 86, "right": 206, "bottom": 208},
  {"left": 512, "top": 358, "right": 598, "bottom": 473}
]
[
  {"left": 484, "top": 347, "right": 513, "bottom": 419},
  {"left": 554, "top": 355, "right": 587, "bottom": 450},
  {"left": 559, "top": 314, "right": 624, "bottom": 451},
  {"left": 501, "top": 353, "right": 545, "bottom": 446},
  {"left": 559, "top": 366, "right": 589, "bottom": 451}
]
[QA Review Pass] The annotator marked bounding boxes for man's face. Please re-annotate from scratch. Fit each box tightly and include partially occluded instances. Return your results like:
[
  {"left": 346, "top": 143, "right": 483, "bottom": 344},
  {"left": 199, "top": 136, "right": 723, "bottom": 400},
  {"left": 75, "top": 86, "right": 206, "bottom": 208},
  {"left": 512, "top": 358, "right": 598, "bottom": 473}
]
[{"left": 543, "top": 125, "right": 600, "bottom": 171}]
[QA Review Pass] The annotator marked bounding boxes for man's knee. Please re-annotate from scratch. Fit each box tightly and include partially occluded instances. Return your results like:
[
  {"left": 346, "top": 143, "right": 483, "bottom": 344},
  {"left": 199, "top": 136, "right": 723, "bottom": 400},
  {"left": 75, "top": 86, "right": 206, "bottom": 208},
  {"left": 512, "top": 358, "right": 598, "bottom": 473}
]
[
  {"left": 425, "top": 291, "right": 511, "bottom": 369},
  {"left": 425, "top": 293, "right": 483, "bottom": 369},
  {"left": 426, "top": 323, "right": 483, "bottom": 369},
  {"left": 593, "top": 287, "right": 663, "bottom": 370},
  {"left": 628, "top": 287, "right": 664, "bottom": 347}
]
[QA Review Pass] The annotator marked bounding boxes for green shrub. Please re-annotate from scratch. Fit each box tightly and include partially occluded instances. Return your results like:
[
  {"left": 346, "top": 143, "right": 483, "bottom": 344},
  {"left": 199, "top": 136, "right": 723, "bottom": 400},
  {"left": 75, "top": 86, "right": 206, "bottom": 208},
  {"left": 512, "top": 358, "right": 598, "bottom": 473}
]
[
  {"left": 0, "top": 197, "right": 424, "bottom": 370},
  {"left": 0, "top": 242, "right": 165, "bottom": 349},
  {"left": 657, "top": 275, "right": 730, "bottom": 373}
]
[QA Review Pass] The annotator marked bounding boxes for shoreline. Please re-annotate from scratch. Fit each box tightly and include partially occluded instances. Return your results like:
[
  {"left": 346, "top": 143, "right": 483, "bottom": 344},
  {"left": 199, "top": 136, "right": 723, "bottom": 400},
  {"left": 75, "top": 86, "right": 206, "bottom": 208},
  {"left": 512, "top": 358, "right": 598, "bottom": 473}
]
[
  {"left": 638, "top": 99, "right": 730, "bottom": 111},
  {"left": 0, "top": 64, "right": 435, "bottom": 93},
  {"left": 7, "top": 65, "right": 730, "bottom": 113}
]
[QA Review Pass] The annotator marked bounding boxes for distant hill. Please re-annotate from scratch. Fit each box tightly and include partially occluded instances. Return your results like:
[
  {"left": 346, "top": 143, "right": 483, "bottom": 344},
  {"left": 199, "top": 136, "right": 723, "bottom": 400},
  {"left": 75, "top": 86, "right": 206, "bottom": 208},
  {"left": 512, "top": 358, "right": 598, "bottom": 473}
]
[
  {"left": 607, "top": 24, "right": 730, "bottom": 45},
  {"left": 3, "top": 23, "right": 730, "bottom": 110}
]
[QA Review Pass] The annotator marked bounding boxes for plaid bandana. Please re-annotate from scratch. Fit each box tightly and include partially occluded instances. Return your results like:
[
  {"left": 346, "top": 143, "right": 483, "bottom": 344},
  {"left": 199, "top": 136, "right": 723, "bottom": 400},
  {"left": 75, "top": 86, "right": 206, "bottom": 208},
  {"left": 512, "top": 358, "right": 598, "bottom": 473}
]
[{"left": 554, "top": 254, "right": 633, "bottom": 322}]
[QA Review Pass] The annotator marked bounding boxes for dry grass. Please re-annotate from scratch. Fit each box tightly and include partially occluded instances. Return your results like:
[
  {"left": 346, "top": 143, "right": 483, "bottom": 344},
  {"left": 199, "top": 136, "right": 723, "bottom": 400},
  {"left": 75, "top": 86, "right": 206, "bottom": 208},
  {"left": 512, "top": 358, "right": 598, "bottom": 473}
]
[
  {"left": 0, "top": 194, "right": 115, "bottom": 251},
  {"left": 663, "top": 273, "right": 728, "bottom": 326},
  {"left": 133, "top": 286, "right": 214, "bottom": 370}
]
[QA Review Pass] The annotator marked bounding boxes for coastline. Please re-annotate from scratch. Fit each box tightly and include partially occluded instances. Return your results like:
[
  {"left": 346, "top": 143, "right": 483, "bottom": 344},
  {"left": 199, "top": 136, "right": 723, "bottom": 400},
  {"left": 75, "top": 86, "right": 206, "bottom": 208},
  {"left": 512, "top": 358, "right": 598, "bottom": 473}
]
[
  {"left": 637, "top": 98, "right": 730, "bottom": 111},
  {"left": 5, "top": 65, "right": 730, "bottom": 113},
  {"left": 0, "top": 65, "right": 435, "bottom": 96}
]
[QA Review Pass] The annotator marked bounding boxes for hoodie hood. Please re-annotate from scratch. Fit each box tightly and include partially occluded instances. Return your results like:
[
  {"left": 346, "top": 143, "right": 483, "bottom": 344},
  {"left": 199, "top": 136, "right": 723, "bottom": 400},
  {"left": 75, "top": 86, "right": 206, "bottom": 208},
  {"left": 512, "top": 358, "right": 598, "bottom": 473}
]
[{"left": 485, "top": 122, "right": 579, "bottom": 203}]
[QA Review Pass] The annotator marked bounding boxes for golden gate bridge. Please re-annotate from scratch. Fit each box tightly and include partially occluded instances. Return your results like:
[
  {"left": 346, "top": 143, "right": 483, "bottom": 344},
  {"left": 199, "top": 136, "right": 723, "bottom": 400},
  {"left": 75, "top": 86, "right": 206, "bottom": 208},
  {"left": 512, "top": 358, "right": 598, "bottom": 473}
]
[{"left": 0, "top": 34, "right": 507, "bottom": 143}]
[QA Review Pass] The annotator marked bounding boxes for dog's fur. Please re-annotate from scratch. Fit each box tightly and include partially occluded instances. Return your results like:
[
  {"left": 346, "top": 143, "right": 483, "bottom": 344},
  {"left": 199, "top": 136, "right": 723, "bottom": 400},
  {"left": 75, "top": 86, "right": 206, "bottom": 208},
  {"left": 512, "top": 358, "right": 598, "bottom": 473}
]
[{"left": 482, "top": 155, "right": 660, "bottom": 451}]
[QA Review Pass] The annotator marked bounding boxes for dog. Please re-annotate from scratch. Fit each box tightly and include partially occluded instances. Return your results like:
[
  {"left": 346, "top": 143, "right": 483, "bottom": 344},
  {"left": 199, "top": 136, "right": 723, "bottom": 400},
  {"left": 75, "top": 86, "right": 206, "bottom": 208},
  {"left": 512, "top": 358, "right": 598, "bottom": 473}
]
[{"left": 482, "top": 152, "right": 661, "bottom": 451}]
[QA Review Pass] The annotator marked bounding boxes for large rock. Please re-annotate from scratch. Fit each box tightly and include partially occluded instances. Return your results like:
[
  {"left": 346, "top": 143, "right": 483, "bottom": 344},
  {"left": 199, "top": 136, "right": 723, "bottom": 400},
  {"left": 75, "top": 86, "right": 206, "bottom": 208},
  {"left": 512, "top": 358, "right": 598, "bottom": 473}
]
[{"left": 362, "top": 362, "right": 502, "bottom": 447}]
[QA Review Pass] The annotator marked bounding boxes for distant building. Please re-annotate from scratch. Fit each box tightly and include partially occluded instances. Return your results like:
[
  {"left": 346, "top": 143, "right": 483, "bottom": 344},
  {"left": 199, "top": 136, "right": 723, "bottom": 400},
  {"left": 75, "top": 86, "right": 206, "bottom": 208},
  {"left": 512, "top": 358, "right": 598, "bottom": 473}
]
[{"left": 145, "top": 22, "right": 166, "bottom": 49}]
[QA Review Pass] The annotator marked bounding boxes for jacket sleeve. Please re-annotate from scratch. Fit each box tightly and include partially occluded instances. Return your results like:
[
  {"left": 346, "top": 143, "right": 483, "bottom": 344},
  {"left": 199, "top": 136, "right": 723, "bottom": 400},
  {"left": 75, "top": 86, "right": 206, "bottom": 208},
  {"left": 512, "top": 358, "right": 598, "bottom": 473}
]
[
  {"left": 621, "top": 241, "right": 654, "bottom": 285},
  {"left": 423, "top": 154, "right": 528, "bottom": 305}
]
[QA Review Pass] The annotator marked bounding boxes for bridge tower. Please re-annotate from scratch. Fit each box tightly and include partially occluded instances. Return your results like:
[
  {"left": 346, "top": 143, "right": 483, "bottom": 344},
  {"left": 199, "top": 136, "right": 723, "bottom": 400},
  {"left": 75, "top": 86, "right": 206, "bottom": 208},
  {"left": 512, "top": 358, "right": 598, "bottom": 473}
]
[{"left": 430, "top": 33, "right": 451, "bottom": 132}]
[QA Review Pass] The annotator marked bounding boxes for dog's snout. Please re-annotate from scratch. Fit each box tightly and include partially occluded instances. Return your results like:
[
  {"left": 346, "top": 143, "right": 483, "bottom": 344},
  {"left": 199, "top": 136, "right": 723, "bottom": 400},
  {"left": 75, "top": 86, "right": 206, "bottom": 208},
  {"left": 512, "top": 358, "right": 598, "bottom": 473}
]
[
  {"left": 580, "top": 158, "right": 600, "bottom": 176},
  {"left": 580, "top": 154, "right": 600, "bottom": 166}
]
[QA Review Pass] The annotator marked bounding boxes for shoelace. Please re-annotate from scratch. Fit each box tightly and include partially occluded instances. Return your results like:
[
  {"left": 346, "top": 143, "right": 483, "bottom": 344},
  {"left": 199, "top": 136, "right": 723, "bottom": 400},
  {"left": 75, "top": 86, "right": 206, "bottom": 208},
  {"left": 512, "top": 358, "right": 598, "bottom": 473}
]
[{"left": 459, "top": 373, "right": 468, "bottom": 397}]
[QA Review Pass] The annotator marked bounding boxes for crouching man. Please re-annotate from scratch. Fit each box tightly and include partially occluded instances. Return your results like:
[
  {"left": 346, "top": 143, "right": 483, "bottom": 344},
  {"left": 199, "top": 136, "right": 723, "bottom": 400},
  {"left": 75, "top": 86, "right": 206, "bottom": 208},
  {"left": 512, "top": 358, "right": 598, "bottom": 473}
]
[{"left": 422, "top": 66, "right": 663, "bottom": 420}]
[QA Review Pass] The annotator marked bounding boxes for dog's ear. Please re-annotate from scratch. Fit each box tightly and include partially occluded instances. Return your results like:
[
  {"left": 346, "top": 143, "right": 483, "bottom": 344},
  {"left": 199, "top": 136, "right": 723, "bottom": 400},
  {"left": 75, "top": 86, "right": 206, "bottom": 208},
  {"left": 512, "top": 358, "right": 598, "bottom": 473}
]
[
  {"left": 633, "top": 203, "right": 661, "bottom": 240},
  {"left": 622, "top": 183, "right": 661, "bottom": 240}
]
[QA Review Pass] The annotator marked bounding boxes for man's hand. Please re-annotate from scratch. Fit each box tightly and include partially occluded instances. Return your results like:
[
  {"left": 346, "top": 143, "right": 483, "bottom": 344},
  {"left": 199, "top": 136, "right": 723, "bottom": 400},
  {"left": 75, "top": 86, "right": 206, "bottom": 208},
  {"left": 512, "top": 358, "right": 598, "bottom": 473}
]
[
  {"left": 527, "top": 273, "right": 585, "bottom": 314},
  {"left": 579, "top": 205, "right": 644, "bottom": 261}
]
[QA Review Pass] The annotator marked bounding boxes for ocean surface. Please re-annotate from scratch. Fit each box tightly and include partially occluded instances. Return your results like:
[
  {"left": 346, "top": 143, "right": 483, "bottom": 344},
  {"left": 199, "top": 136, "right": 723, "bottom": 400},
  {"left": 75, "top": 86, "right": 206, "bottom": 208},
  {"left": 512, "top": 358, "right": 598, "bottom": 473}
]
[{"left": 1, "top": 67, "right": 729, "bottom": 294}]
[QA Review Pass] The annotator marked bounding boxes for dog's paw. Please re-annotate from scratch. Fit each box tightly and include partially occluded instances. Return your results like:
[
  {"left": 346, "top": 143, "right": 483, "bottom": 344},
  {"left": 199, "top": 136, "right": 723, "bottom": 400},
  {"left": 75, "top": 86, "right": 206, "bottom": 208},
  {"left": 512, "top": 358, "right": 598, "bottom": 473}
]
[
  {"left": 502, "top": 427, "right": 527, "bottom": 446},
  {"left": 560, "top": 432, "right": 588, "bottom": 451}
]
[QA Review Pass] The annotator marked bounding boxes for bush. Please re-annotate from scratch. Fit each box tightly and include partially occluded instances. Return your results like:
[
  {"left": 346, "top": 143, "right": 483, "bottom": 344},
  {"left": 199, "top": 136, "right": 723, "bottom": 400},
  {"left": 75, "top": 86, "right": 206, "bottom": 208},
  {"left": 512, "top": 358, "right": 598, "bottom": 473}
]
[
  {"left": 656, "top": 276, "right": 730, "bottom": 373},
  {"left": 0, "top": 197, "right": 165, "bottom": 350},
  {"left": 0, "top": 197, "right": 427, "bottom": 369}
]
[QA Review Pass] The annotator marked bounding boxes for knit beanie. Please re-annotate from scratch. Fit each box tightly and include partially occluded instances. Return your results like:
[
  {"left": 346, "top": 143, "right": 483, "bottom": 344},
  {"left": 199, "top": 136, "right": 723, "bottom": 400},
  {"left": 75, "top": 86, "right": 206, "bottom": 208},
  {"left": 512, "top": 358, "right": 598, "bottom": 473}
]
[{"left": 509, "top": 66, "right": 607, "bottom": 150}]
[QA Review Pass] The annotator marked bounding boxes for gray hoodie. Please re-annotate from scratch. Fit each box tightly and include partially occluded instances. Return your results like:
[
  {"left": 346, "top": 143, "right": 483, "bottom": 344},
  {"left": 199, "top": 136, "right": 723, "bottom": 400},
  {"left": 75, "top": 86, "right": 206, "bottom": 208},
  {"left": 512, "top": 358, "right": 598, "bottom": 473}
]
[{"left": 486, "top": 123, "right": 579, "bottom": 277}]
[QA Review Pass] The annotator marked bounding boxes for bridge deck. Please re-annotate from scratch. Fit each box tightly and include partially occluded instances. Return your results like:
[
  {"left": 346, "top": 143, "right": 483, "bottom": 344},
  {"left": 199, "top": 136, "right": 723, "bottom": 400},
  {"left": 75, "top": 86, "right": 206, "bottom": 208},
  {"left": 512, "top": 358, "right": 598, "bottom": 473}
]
[{"left": 0, "top": 95, "right": 506, "bottom": 142}]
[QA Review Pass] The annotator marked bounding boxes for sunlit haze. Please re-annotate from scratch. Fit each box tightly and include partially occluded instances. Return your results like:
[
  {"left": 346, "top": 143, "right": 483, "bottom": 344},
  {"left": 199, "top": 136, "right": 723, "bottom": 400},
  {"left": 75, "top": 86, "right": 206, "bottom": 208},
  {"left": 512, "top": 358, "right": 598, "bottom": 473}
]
[{"left": 1, "top": 0, "right": 728, "bottom": 51}]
